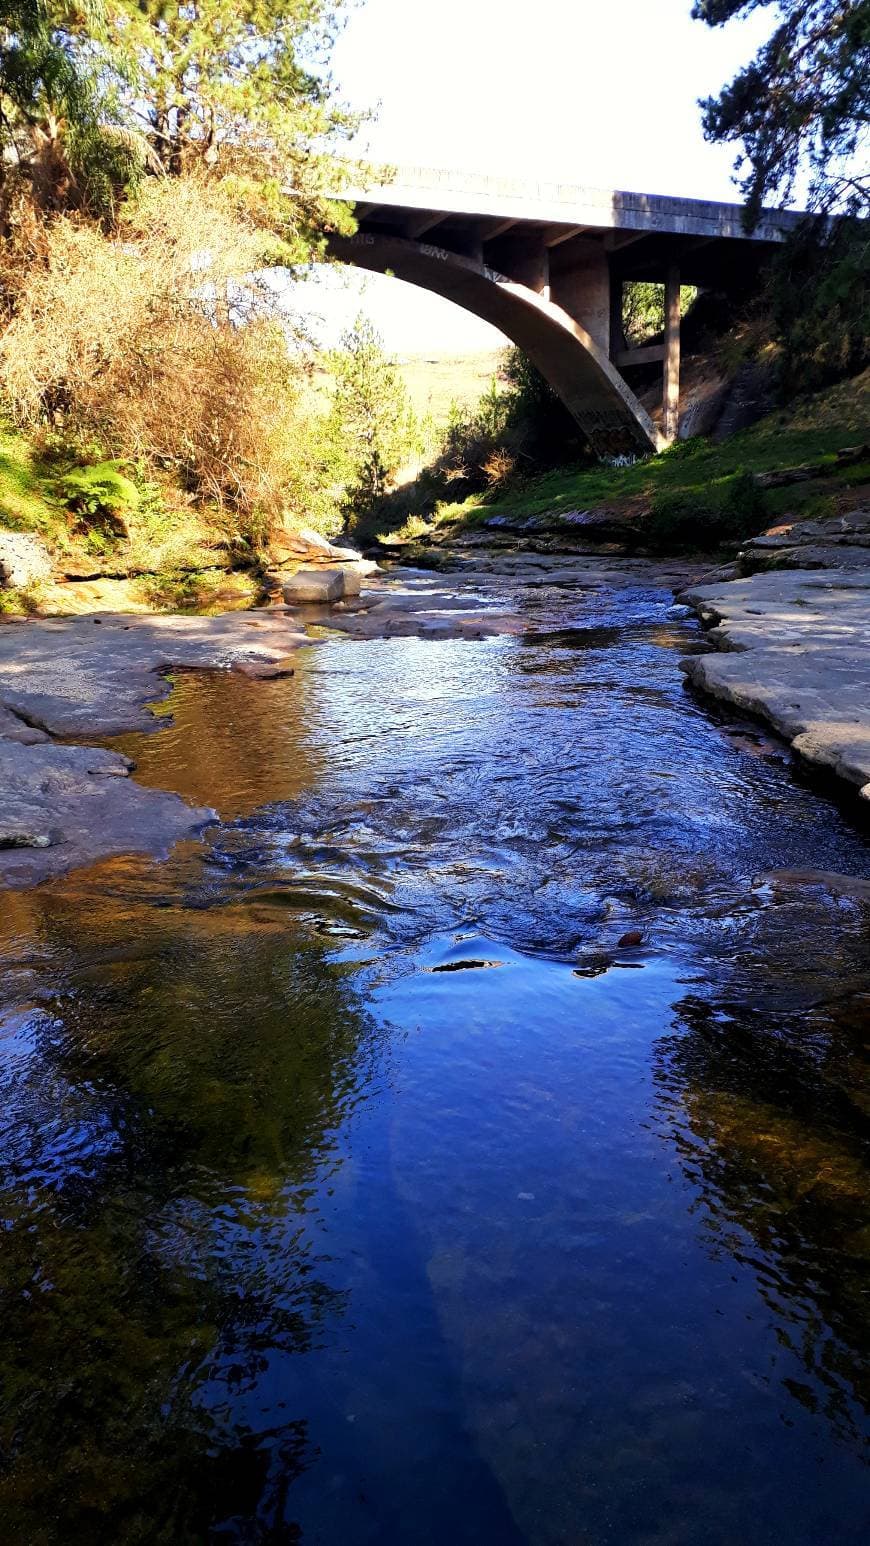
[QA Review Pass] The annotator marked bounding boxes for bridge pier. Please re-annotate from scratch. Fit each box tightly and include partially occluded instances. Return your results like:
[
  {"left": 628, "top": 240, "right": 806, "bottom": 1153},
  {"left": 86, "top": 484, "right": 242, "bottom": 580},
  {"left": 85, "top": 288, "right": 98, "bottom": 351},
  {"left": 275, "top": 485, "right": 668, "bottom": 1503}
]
[
  {"left": 325, "top": 165, "right": 798, "bottom": 458},
  {"left": 551, "top": 242, "right": 683, "bottom": 443},
  {"left": 663, "top": 262, "right": 681, "bottom": 444},
  {"left": 497, "top": 233, "right": 551, "bottom": 299},
  {"left": 549, "top": 241, "right": 611, "bottom": 356}
]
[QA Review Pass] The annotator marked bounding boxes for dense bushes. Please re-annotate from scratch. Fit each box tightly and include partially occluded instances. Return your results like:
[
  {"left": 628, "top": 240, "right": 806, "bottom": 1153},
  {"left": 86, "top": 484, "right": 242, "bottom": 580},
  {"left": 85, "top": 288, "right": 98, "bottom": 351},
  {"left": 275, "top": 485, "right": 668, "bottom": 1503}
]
[
  {"left": 0, "top": 1, "right": 365, "bottom": 559},
  {"left": 355, "top": 347, "right": 589, "bottom": 540},
  {"left": 0, "top": 180, "right": 349, "bottom": 541},
  {"left": 767, "top": 218, "right": 869, "bottom": 397}
]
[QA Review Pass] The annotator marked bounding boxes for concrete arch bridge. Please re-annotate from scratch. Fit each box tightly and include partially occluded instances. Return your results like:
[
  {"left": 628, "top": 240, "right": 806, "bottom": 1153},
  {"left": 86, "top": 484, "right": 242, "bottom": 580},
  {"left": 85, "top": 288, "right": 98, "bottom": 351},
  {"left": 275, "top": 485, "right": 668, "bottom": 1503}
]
[{"left": 326, "top": 167, "right": 803, "bottom": 458}]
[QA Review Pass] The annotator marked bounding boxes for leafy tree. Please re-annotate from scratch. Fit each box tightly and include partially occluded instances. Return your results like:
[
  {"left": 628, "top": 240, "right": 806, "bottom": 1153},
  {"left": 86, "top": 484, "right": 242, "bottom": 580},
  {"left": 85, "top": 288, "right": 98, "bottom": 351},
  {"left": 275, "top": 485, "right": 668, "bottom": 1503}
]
[
  {"left": 0, "top": 2, "right": 366, "bottom": 549},
  {"left": 622, "top": 281, "right": 697, "bottom": 346},
  {"left": 328, "top": 316, "right": 419, "bottom": 515},
  {"left": 693, "top": 0, "right": 870, "bottom": 223},
  {"left": 695, "top": 1, "right": 869, "bottom": 390},
  {"left": 2, "top": 2, "right": 358, "bottom": 243},
  {"left": 105, "top": 0, "right": 358, "bottom": 250},
  {"left": 766, "top": 212, "right": 869, "bottom": 390},
  {"left": 0, "top": 1, "right": 142, "bottom": 218}
]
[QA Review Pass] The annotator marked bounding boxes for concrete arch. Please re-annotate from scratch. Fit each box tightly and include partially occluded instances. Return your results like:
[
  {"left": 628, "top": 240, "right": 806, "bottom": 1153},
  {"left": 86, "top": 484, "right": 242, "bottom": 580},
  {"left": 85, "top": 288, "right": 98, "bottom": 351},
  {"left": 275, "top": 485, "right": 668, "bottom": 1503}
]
[{"left": 327, "top": 231, "right": 664, "bottom": 457}]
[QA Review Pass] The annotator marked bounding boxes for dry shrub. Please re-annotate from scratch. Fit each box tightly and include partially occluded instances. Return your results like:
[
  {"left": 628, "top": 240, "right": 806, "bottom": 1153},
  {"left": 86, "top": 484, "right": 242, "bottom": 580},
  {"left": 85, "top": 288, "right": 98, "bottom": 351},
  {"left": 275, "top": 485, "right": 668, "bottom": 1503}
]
[
  {"left": 441, "top": 461, "right": 470, "bottom": 483},
  {"left": 482, "top": 447, "right": 516, "bottom": 487},
  {"left": 0, "top": 179, "right": 332, "bottom": 538}
]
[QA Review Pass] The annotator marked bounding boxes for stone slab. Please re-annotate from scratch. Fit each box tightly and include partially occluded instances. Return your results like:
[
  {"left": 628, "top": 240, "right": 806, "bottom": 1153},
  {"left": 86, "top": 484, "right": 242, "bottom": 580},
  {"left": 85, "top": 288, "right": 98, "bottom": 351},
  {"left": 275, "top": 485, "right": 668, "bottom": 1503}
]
[
  {"left": 0, "top": 610, "right": 320, "bottom": 887},
  {"left": 282, "top": 569, "right": 344, "bottom": 604},
  {"left": 0, "top": 739, "right": 214, "bottom": 889},
  {"left": 0, "top": 610, "right": 312, "bottom": 737},
  {"left": 680, "top": 568, "right": 870, "bottom": 799}
]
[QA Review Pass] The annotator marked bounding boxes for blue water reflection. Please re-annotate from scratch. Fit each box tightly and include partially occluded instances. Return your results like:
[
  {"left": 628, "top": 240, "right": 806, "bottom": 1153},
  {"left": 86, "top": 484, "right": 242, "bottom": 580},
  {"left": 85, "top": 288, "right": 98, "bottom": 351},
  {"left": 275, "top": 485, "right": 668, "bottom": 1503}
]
[{"left": 0, "top": 570, "right": 867, "bottom": 1542}]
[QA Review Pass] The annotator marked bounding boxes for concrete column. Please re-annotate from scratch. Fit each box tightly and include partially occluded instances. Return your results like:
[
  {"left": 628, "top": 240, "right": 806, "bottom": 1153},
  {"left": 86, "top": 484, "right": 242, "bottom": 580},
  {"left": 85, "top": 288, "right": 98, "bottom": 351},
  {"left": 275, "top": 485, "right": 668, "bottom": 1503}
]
[
  {"left": 506, "top": 239, "right": 549, "bottom": 298},
  {"left": 663, "top": 262, "right": 681, "bottom": 442},
  {"left": 540, "top": 246, "right": 550, "bottom": 303},
  {"left": 608, "top": 272, "right": 624, "bottom": 359},
  {"left": 549, "top": 241, "right": 610, "bottom": 355}
]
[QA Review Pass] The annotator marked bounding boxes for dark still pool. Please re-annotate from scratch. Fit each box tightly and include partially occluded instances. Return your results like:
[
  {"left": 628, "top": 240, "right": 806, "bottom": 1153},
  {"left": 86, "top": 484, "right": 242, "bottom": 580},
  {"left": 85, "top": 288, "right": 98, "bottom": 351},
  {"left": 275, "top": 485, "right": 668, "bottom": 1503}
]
[{"left": 1, "top": 570, "right": 868, "bottom": 1544}]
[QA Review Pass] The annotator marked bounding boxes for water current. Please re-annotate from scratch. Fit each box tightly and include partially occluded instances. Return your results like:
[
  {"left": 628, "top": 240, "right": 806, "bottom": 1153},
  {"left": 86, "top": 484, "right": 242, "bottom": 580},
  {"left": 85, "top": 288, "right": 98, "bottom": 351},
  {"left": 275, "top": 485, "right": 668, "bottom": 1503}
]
[{"left": 1, "top": 564, "right": 868, "bottom": 1543}]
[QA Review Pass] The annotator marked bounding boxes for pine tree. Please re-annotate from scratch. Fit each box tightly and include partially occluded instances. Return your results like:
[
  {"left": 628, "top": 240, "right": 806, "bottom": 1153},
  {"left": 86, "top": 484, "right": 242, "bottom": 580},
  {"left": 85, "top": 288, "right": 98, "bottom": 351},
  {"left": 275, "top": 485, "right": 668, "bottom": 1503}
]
[
  {"left": 693, "top": 0, "right": 870, "bottom": 222},
  {"left": 105, "top": 0, "right": 358, "bottom": 248},
  {"left": 329, "top": 317, "right": 418, "bottom": 512}
]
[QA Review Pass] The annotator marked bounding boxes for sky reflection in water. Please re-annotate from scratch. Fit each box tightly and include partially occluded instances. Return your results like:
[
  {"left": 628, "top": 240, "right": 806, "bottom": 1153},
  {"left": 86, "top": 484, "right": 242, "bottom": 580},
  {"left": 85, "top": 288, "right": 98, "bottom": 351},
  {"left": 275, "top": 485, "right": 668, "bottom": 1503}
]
[{"left": 0, "top": 572, "right": 868, "bottom": 1543}]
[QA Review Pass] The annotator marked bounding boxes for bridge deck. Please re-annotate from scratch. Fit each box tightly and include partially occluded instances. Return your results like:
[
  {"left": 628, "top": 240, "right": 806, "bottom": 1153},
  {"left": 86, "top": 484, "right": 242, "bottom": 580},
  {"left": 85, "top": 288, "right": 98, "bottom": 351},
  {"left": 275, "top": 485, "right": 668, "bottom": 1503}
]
[
  {"left": 323, "top": 165, "right": 811, "bottom": 453},
  {"left": 336, "top": 164, "right": 805, "bottom": 246}
]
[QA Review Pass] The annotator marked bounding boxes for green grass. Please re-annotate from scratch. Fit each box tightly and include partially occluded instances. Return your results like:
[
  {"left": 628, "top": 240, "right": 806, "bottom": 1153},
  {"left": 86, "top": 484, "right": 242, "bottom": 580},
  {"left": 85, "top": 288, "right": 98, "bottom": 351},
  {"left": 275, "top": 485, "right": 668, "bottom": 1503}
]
[
  {"left": 0, "top": 422, "right": 239, "bottom": 585},
  {"left": 0, "top": 424, "right": 66, "bottom": 537},
  {"left": 421, "top": 370, "right": 870, "bottom": 538}
]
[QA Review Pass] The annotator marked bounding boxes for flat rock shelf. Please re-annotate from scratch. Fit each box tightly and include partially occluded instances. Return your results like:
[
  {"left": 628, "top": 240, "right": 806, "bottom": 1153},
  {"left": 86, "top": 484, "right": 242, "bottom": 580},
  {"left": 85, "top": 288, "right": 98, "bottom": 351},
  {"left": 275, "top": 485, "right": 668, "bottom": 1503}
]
[{"left": 680, "top": 568, "right": 870, "bottom": 800}]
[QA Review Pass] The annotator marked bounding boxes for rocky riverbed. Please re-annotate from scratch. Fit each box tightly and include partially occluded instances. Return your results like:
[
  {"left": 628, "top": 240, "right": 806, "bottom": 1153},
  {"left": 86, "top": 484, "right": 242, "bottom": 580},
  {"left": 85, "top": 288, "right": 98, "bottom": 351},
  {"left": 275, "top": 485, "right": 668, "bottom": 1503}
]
[
  {"left": 2, "top": 516, "right": 868, "bottom": 891},
  {"left": 1, "top": 542, "right": 868, "bottom": 1545},
  {"left": 680, "top": 505, "right": 870, "bottom": 801},
  {"left": 0, "top": 568, "right": 542, "bottom": 887}
]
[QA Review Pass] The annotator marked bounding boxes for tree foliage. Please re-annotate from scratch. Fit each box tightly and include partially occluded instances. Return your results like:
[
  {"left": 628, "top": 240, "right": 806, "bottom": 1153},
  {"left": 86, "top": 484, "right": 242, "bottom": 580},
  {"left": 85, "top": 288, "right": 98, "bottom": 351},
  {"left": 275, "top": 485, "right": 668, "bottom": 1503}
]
[
  {"left": 622, "top": 282, "right": 698, "bottom": 346},
  {"left": 105, "top": 0, "right": 358, "bottom": 249},
  {"left": 695, "top": 1, "right": 869, "bottom": 390},
  {"left": 0, "top": 179, "right": 348, "bottom": 536},
  {"left": 767, "top": 213, "right": 869, "bottom": 390},
  {"left": 327, "top": 316, "right": 419, "bottom": 515},
  {"left": 0, "top": 1, "right": 144, "bottom": 219},
  {"left": 1, "top": 1, "right": 357, "bottom": 243},
  {"left": 693, "top": 0, "right": 870, "bottom": 223},
  {"left": 0, "top": 1, "right": 367, "bottom": 548}
]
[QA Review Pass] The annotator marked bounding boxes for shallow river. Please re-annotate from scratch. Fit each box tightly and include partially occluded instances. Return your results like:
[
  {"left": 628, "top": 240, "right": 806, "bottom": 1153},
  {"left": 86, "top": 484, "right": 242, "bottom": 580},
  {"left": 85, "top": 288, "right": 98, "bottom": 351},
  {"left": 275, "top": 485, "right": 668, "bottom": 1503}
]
[{"left": 1, "top": 566, "right": 868, "bottom": 1543}]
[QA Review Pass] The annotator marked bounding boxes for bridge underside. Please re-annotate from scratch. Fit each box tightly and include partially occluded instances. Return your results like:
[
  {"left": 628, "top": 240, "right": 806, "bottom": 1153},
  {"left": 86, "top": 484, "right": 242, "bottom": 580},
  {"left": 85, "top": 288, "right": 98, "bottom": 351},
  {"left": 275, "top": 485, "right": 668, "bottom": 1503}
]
[
  {"left": 326, "top": 173, "right": 790, "bottom": 457},
  {"left": 328, "top": 232, "right": 663, "bottom": 457}
]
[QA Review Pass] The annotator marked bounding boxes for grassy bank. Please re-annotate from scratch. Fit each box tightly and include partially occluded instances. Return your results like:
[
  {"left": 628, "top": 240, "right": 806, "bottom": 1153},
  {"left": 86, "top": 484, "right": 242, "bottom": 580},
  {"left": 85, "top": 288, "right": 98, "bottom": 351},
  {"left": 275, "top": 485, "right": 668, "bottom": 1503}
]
[
  {"left": 384, "top": 370, "right": 870, "bottom": 552},
  {"left": 0, "top": 423, "right": 261, "bottom": 615},
  {"left": 0, "top": 425, "right": 63, "bottom": 537}
]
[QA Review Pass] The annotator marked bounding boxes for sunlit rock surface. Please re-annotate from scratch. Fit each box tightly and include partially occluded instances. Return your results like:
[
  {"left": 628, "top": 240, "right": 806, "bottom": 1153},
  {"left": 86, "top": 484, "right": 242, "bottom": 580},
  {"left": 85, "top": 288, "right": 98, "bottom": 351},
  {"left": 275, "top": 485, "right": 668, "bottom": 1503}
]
[
  {"left": 681, "top": 567, "right": 870, "bottom": 799},
  {"left": 0, "top": 738, "right": 214, "bottom": 887},
  {"left": 0, "top": 611, "right": 314, "bottom": 886},
  {"left": 0, "top": 610, "right": 312, "bottom": 737},
  {"left": 0, "top": 531, "right": 53, "bottom": 588}
]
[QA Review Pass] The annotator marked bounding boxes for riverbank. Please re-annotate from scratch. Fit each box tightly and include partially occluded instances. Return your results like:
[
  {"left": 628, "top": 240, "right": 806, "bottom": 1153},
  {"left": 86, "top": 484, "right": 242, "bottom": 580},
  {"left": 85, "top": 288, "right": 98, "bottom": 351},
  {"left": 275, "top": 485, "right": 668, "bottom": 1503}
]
[
  {"left": 680, "top": 504, "right": 870, "bottom": 802},
  {"left": 2, "top": 529, "right": 868, "bottom": 892},
  {"left": 370, "top": 369, "right": 870, "bottom": 556},
  {"left": 0, "top": 568, "right": 542, "bottom": 888}
]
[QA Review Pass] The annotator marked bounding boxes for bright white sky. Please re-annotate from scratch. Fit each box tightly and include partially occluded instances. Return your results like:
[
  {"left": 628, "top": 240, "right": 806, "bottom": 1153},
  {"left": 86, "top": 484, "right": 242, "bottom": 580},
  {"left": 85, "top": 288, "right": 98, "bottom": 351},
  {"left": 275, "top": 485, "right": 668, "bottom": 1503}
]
[{"left": 301, "top": 0, "right": 777, "bottom": 354}]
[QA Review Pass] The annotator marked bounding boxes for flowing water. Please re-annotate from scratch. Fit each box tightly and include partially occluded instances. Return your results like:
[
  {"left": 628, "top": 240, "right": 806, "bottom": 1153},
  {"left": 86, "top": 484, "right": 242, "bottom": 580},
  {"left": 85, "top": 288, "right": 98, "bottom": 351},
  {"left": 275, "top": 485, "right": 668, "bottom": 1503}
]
[{"left": 1, "top": 566, "right": 868, "bottom": 1543}]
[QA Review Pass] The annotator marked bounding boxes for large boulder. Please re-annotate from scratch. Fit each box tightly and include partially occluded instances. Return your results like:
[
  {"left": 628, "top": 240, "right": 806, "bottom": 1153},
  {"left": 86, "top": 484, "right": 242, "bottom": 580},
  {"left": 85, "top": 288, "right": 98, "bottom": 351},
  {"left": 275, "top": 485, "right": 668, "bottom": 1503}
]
[
  {"left": 267, "top": 524, "right": 339, "bottom": 567},
  {"left": 266, "top": 522, "right": 375, "bottom": 573},
  {"left": 282, "top": 568, "right": 344, "bottom": 604},
  {"left": 336, "top": 566, "right": 362, "bottom": 596},
  {"left": 323, "top": 543, "right": 366, "bottom": 563},
  {"left": 0, "top": 532, "right": 53, "bottom": 589}
]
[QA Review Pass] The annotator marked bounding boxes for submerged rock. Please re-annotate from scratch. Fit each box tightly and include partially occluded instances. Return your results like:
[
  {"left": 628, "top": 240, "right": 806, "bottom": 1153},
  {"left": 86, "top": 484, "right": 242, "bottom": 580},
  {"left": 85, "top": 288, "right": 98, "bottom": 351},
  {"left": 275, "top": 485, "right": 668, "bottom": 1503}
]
[{"left": 617, "top": 930, "right": 644, "bottom": 948}]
